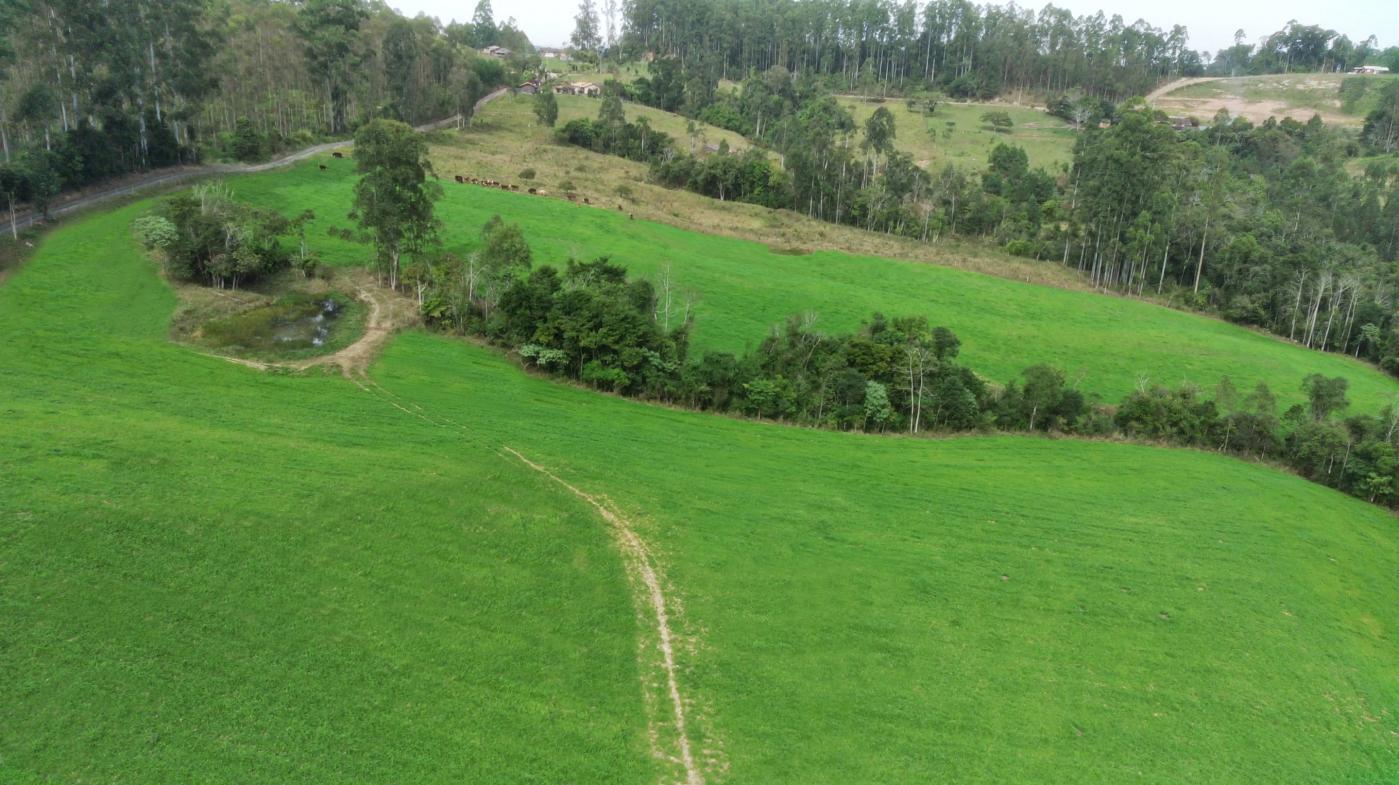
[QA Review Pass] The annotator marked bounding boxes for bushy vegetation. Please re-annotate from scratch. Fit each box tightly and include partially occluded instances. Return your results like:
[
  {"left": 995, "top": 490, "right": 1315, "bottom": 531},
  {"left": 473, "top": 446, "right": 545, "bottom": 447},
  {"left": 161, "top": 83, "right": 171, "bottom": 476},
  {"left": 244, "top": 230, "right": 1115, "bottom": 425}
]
[
  {"left": 231, "top": 158, "right": 1399, "bottom": 414},
  {"left": 413, "top": 219, "right": 1399, "bottom": 508},
  {"left": 563, "top": 65, "right": 1399, "bottom": 374},
  {"left": 135, "top": 183, "right": 305, "bottom": 289}
]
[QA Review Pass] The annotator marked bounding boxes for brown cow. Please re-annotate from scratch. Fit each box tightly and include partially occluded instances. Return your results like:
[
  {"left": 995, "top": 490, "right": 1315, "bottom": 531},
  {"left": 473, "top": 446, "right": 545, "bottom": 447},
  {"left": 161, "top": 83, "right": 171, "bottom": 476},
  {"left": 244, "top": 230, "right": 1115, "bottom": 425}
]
[
  {"left": 583, "top": 197, "right": 590, "bottom": 204},
  {"left": 528, "top": 188, "right": 537, "bottom": 194},
  {"left": 331, "top": 151, "right": 344, "bottom": 158},
  {"left": 454, "top": 175, "right": 464, "bottom": 183}
]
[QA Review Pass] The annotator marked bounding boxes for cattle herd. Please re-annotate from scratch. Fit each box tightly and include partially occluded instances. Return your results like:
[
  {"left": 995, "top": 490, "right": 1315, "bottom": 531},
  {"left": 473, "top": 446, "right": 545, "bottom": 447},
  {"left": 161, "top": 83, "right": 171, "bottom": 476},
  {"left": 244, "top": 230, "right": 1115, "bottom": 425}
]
[{"left": 320, "top": 156, "right": 633, "bottom": 218}]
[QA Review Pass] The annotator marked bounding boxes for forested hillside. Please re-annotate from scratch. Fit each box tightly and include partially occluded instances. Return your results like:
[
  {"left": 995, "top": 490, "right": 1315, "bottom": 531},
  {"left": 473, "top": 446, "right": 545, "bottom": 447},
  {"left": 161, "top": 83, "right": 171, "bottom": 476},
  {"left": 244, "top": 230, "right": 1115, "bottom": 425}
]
[
  {"left": 0, "top": 0, "right": 530, "bottom": 213},
  {"left": 613, "top": 0, "right": 1399, "bottom": 100}
]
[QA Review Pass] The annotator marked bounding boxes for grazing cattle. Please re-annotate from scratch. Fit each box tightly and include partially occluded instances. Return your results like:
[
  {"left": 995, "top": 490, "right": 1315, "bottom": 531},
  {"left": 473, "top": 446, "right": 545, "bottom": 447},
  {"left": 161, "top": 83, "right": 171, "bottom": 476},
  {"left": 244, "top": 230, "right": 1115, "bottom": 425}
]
[
  {"left": 566, "top": 193, "right": 577, "bottom": 201},
  {"left": 630, "top": 213, "right": 635, "bottom": 220},
  {"left": 454, "top": 175, "right": 463, "bottom": 183},
  {"left": 617, "top": 205, "right": 623, "bottom": 211},
  {"left": 500, "top": 184, "right": 510, "bottom": 190},
  {"left": 528, "top": 188, "right": 537, "bottom": 194},
  {"left": 331, "top": 151, "right": 344, "bottom": 158},
  {"left": 536, "top": 189, "right": 547, "bottom": 196},
  {"left": 583, "top": 197, "right": 590, "bottom": 204},
  {"left": 319, "top": 164, "right": 327, "bottom": 170},
  {"left": 510, "top": 184, "right": 519, "bottom": 190}
]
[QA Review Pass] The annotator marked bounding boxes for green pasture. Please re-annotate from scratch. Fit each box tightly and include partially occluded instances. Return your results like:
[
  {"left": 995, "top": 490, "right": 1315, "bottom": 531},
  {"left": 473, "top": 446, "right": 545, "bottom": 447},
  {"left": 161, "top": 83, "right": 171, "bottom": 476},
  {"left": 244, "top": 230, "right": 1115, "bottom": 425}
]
[
  {"left": 837, "top": 97, "right": 1078, "bottom": 172},
  {"left": 0, "top": 204, "right": 656, "bottom": 784},
  {"left": 2, "top": 198, "right": 1394, "bottom": 783},
  {"left": 231, "top": 158, "right": 1399, "bottom": 411}
]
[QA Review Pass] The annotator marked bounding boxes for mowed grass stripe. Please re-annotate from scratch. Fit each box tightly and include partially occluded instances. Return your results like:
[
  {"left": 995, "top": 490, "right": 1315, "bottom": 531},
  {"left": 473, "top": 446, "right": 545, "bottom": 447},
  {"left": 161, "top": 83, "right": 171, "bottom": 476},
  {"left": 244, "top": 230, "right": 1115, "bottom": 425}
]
[{"left": 230, "top": 158, "right": 1399, "bottom": 411}]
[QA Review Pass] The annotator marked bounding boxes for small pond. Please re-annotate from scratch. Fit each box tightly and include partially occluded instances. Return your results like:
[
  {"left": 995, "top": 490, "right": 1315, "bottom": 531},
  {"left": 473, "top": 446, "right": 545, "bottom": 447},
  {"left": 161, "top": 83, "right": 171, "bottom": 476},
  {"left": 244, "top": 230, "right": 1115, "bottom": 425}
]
[{"left": 202, "top": 292, "right": 351, "bottom": 355}]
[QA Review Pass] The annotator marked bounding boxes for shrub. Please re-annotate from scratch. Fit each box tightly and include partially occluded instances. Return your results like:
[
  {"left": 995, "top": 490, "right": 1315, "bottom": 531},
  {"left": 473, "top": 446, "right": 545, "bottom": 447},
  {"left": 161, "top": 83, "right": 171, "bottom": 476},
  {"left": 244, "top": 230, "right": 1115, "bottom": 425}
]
[{"left": 519, "top": 168, "right": 537, "bottom": 180}]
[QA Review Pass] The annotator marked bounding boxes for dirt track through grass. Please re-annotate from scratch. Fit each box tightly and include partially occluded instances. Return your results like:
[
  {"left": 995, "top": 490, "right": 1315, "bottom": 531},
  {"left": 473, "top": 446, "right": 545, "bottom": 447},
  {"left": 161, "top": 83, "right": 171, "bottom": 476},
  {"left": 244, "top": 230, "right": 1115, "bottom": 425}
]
[{"left": 347, "top": 373, "right": 707, "bottom": 785}]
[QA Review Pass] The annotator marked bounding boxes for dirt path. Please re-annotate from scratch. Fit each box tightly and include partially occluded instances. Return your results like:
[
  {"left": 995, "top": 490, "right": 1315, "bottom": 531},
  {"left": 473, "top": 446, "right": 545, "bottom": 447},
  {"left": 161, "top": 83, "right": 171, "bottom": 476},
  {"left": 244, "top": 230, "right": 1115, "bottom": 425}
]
[
  {"left": 501, "top": 446, "right": 705, "bottom": 785},
  {"left": 339, "top": 374, "right": 710, "bottom": 785},
  {"left": 1145, "top": 76, "right": 1216, "bottom": 104},
  {"left": 205, "top": 282, "right": 410, "bottom": 377},
  {"left": 9, "top": 89, "right": 513, "bottom": 235}
]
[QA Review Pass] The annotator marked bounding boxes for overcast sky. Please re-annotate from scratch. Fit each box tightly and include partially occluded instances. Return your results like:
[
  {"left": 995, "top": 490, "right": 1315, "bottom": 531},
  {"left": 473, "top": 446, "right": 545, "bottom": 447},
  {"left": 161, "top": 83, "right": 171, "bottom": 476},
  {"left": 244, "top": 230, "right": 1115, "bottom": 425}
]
[{"left": 389, "top": 0, "right": 1397, "bottom": 56}]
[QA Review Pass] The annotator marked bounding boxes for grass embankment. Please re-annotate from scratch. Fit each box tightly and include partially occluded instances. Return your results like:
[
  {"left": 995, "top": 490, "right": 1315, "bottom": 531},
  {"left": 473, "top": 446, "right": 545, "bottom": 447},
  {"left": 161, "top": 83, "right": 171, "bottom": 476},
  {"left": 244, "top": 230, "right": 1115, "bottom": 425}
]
[
  {"left": 3, "top": 182, "right": 1396, "bottom": 785},
  {"left": 837, "top": 97, "right": 1077, "bottom": 171},
  {"left": 232, "top": 157, "right": 1399, "bottom": 411}
]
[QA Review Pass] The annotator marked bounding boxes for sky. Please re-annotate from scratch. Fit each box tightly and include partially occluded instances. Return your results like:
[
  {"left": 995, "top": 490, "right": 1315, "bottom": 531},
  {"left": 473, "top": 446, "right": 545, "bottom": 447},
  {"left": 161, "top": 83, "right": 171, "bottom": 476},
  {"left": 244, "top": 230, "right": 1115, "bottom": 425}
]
[{"left": 389, "top": 0, "right": 1397, "bottom": 56}]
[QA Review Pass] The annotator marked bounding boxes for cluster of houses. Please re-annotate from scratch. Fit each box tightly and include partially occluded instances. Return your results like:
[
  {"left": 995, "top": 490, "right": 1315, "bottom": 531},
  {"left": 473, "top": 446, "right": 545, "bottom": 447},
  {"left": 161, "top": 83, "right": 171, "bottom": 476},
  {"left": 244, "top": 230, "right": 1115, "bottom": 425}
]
[{"left": 514, "top": 79, "right": 600, "bottom": 96}]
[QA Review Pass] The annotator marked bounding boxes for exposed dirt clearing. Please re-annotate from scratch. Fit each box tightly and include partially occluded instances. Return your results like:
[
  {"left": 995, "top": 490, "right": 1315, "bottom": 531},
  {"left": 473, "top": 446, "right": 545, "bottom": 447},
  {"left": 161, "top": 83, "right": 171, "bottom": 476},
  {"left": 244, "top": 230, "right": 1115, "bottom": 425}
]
[{"left": 1148, "top": 75, "right": 1358, "bottom": 126}]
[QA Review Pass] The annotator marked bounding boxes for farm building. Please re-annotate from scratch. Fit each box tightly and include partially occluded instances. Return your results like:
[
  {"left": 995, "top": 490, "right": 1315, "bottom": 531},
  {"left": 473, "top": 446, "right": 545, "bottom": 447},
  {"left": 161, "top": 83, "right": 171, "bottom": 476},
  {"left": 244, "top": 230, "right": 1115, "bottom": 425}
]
[
  {"left": 518, "top": 81, "right": 540, "bottom": 94},
  {"left": 554, "top": 81, "right": 601, "bottom": 97},
  {"left": 481, "top": 45, "right": 512, "bottom": 58},
  {"left": 1353, "top": 65, "right": 1390, "bottom": 74}
]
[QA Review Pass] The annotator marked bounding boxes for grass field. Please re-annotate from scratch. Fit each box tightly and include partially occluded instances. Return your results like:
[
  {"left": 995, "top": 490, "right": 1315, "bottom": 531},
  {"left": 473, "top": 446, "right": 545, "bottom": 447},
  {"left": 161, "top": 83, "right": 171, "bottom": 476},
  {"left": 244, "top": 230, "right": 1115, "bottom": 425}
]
[
  {"left": 3, "top": 198, "right": 1396, "bottom": 783},
  {"left": 486, "top": 91, "right": 754, "bottom": 155},
  {"left": 230, "top": 157, "right": 1399, "bottom": 411},
  {"left": 463, "top": 95, "right": 1090, "bottom": 292},
  {"left": 837, "top": 97, "right": 1077, "bottom": 171}
]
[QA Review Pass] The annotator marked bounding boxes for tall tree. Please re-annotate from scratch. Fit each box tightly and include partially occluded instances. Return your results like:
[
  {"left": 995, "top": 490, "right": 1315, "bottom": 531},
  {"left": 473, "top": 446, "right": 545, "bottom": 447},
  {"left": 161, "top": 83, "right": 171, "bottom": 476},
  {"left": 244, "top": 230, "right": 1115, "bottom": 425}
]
[
  {"left": 294, "top": 0, "right": 369, "bottom": 134},
  {"left": 349, "top": 119, "right": 441, "bottom": 290},
  {"left": 571, "top": 0, "right": 601, "bottom": 62}
]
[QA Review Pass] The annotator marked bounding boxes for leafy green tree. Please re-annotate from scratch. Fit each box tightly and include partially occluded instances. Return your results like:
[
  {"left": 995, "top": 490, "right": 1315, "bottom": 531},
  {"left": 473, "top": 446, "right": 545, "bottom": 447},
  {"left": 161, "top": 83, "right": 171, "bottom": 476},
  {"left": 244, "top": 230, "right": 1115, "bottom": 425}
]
[
  {"left": 980, "top": 110, "right": 1013, "bottom": 133},
  {"left": 294, "top": 0, "right": 369, "bottom": 134},
  {"left": 1302, "top": 374, "right": 1349, "bottom": 421},
  {"left": 534, "top": 89, "right": 559, "bottom": 127},
  {"left": 231, "top": 118, "right": 264, "bottom": 162},
  {"left": 570, "top": 0, "right": 601, "bottom": 61},
  {"left": 470, "top": 0, "right": 497, "bottom": 48},
  {"left": 349, "top": 119, "right": 441, "bottom": 290},
  {"left": 862, "top": 380, "right": 894, "bottom": 431},
  {"left": 1021, "top": 364, "right": 1068, "bottom": 430},
  {"left": 0, "top": 163, "right": 27, "bottom": 238},
  {"left": 476, "top": 215, "right": 532, "bottom": 313}
]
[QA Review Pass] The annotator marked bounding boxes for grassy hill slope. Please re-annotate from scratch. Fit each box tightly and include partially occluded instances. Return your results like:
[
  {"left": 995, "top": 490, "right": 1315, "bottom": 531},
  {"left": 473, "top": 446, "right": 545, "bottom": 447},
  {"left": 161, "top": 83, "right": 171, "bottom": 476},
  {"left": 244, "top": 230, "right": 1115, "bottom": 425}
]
[
  {"left": 836, "top": 97, "right": 1077, "bottom": 171},
  {"left": 0, "top": 205, "right": 658, "bottom": 784},
  {"left": 3, "top": 200, "right": 1395, "bottom": 783},
  {"left": 232, "top": 157, "right": 1399, "bottom": 411}
]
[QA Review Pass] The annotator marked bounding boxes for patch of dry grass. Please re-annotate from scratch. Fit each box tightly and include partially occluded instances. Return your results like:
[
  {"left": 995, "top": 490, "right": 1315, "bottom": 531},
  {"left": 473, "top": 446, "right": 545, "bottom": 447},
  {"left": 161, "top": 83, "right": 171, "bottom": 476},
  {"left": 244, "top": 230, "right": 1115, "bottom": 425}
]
[{"left": 439, "top": 98, "right": 1090, "bottom": 292}]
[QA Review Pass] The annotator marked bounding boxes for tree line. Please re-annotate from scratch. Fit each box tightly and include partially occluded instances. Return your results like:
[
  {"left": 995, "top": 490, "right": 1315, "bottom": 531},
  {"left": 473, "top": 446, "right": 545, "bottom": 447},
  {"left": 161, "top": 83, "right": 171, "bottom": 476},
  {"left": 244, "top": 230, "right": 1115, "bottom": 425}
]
[
  {"left": 408, "top": 212, "right": 1399, "bottom": 510},
  {"left": 0, "top": 0, "right": 528, "bottom": 219},
  {"left": 546, "top": 63, "right": 1399, "bottom": 375},
  {"left": 602, "top": 0, "right": 1396, "bottom": 102}
]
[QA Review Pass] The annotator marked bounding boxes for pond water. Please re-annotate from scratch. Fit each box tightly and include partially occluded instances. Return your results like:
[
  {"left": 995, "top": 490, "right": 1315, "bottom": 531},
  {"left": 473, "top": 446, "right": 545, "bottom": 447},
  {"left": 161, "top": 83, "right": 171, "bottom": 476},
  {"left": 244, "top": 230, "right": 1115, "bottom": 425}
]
[
  {"left": 202, "top": 293, "right": 349, "bottom": 355},
  {"left": 272, "top": 298, "right": 341, "bottom": 348}
]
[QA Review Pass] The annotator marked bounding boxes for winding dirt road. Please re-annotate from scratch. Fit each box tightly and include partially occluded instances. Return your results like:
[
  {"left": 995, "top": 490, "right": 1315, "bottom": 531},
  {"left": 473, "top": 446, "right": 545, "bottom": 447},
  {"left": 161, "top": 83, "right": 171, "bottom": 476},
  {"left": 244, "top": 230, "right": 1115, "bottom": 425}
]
[{"left": 11, "top": 86, "right": 511, "bottom": 235}]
